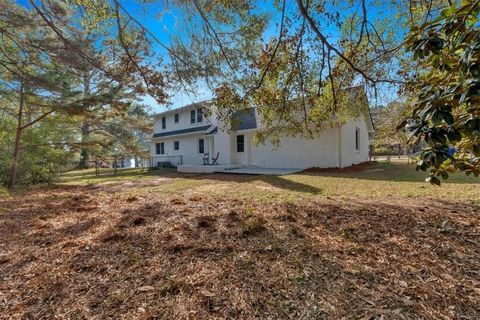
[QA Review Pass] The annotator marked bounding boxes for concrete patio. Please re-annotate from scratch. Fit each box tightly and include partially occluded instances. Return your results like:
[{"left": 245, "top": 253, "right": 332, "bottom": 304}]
[
  {"left": 220, "top": 167, "right": 302, "bottom": 175},
  {"left": 177, "top": 164, "right": 239, "bottom": 173}
]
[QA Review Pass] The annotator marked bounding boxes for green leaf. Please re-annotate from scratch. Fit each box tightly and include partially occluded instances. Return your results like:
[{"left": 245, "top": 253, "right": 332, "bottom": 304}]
[
  {"left": 426, "top": 176, "right": 441, "bottom": 186},
  {"left": 443, "top": 113, "right": 454, "bottom": 125},
  {"left": 431, "top": 110, "right": 443, "bottom": 125}
]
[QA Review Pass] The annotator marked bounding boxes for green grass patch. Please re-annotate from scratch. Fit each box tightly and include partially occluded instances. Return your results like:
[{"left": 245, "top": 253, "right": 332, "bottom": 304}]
[
  {"left": 58, "top": 167, "right": 176, "bottom": 185},
  {"left": 59, "top": 161, "right": 480, "bottom": 204}
]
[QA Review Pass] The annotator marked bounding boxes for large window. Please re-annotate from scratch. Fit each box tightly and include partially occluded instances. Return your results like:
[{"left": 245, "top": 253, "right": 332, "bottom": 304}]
[
  {"left": 191, "top": 110, "right": 196, "bottom": 124},
  {"left": 236, "top": 135, "right": 244, "bottom": 153},
  {"left": 198, "top": 139, "right": 204, "bottom": 154},
  {"left": 355, "top": 128, "right": 360, "bottom": 151},
  {"left": 156, "top": 142, "right": 164, "bottom": 155},
  {"left": 174, "top": 113, "right": 179, "bottom": 123},
  {"left": 197, "top": 108, "right": 203, "bottom": 122},
  {"left": 174, "top": 141, "right": 179, "bottom": 150},
  {"left": 161, "top": 116, "right": 166, "bottom": 129}
]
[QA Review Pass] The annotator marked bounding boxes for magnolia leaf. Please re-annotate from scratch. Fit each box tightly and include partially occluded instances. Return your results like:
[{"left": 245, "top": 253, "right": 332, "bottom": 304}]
[{"left": 426, "top": 176, "right": 441, "bottom": 186}]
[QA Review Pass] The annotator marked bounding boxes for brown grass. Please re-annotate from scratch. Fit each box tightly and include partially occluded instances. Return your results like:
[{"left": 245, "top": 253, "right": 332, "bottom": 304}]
[{"left": 1, "top": 177, "right": 479, "bottom": 319}]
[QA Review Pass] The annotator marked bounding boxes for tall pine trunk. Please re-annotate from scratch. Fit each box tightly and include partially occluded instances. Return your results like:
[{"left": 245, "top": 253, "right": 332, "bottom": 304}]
[
  {"left": 78, "top": 121, "right": 90, "bottom": 168},
  {"left": 8, "top": 82, "right": 24, "bottom": 188},
  {"left": 78, "top": 72, "right": 91, "bottom": 169}
]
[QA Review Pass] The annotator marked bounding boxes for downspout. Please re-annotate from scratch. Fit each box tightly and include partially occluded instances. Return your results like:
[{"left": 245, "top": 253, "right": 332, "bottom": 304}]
[{"left": 338, "top": 126, "right": 343, "bottom": 169}]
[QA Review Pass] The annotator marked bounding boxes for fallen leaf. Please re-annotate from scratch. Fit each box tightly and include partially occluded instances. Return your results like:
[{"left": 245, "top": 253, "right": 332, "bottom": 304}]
[
  {"left": 401, "top": 297, "right": 414, "bottom": 306},
  {"left": 138, "top": 286, "right": 155, "bottom": 292},
  {"left": 201, "top": 290, "right": 216, "bottom": 297}
]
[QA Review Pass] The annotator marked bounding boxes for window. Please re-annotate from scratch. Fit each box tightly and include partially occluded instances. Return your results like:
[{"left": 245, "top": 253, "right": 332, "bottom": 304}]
[
  {"left": 198, "top": 139, "right": 204, "bottom": 154},
  {"left": 191, "top": 110, "right": 196, "bottom": 124},
  {"left": 174, "top": 141, "right": 179, "bottom": 151},
  {"left": 197, "top": 108, "right": 203, "bottom": 122},
  {"left": 236, "top": 135, "right": 244, "bottom": 153},
  {"left": 355, "top": 127, "right": 360, "bottom": 151},
  {"left": 161, "top": 116, "right": 166, "bottom": 129},
  {"left": 156, "top": 142, "right": 164, "bottom": 155},
  {"left": 174, "top": 113, "right": 179, "bottom": 123}
]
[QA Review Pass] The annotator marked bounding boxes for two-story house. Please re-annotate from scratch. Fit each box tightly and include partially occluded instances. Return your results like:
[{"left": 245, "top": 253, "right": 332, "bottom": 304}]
[{"left": 150, "top": 95, "right": 374, "bottom": 173}]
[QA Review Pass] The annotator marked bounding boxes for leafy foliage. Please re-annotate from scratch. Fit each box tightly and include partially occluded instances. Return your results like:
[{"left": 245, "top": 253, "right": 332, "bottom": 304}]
[
  {"left": 371, "top": 101, "right": 410, "bottom": 149},
  {"left": 0, "top": 0, "right": 160, "bottom": 187},
  {"left": 404, "top": 1, "right": 480, "bottom": 183}
]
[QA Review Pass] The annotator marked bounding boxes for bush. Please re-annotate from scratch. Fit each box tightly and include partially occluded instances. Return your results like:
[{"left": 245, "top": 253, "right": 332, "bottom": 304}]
[
  {"left": 371, "top": 146, "right": 390, "bottom": 156},
  {"left": 0, "top": 186, "right": 10, "bottom": 199},
  {"left": 0, "top": 144, "right": 75, "bottom": 186}
]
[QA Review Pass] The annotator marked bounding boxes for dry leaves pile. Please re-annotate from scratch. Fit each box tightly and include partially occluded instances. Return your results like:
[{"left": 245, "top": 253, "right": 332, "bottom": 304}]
[{"left": 0, "top": 180, "right": 479, "bottom": 319}]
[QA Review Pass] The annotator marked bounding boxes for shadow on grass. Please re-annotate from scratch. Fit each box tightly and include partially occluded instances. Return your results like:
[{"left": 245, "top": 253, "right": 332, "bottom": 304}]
[
  {"left": 60, "top": 167, "right": 323, "bottom": 195},
  {"left": 299, "top": 162, "right": 480, "bottom": 184}
]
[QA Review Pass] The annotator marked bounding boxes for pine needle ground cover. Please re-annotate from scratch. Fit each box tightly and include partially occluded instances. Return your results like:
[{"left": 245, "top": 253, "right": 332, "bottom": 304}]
[{"left": 0, "top": 161, "right": 479, "bottom": 319}]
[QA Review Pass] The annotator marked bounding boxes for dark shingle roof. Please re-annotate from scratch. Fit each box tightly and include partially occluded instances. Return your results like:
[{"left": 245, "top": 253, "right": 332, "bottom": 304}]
[
  {"left": 205, "top": 126, "right": 218, "bottom": 135},
  {"left": 233, "top": 108, "right": 257, "bottom": 130},
  {"left": 153, "top": 125, "right": 212, "bottom": 138}
]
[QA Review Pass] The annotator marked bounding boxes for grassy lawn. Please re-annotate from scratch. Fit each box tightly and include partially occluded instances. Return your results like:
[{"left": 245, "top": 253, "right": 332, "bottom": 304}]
[
  {"left": 58, "top": 160, "right": 480, "bottom": 203},
  {"left": 1, "top": 161, "right": 479, "bottom": 319}
]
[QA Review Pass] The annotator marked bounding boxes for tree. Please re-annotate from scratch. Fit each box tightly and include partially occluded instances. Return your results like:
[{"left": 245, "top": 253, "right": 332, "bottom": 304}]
[
  {"left": 403, "top": 1, "right": 480, "bottom": 184},
  {"left": 0, "top": 1, "right": 88, "bottom": 187},
  {"left": 371, "top": 101, "right": 411, "bottom": 154},
  {"left": 0, "top": 0, "right": 164, "bottom": 187}
]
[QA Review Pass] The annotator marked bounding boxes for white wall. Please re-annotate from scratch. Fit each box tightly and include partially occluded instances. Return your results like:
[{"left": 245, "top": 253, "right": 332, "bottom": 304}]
[
  {"left": 151, "top": 134, "right": 207, "bottom": 165},
  {"left": 244, "top": 128, "right": 340, "bottom": 169},
  {"left": 153, "top": 106, "right": 216, "bottom": 134},
  {"left": 212, "top": 131, "right": 232, "bottom": 165},
  {"left": 340, "top": 114, "right": 370, "bottom": 167},
  {"left": 227, "top": 116, "right": 370, "bottom": 169}
]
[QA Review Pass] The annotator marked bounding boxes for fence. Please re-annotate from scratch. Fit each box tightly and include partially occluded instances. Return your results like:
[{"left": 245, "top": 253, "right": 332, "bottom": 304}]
[{"left": 149, "top": 155, "right": 183, "bottom": 168}]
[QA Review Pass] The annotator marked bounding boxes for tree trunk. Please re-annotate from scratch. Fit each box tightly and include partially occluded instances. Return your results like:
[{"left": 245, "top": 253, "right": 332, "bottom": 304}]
[
  {"left": 8, "top": 83, "right": 24, "bottom": 188},
  {"left": 78, "top": 121, "right": 90, "bottom": 168},
  {"left": 78, "top": 72, "right": 91, "bottom": 169}
]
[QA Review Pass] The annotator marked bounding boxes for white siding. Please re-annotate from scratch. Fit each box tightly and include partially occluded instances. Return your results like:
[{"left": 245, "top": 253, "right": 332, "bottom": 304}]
[
  {"left": 245, "top": 128, "right": 340, "bottom": 169},
  {"left": 340, "top": 115, "right": 370, "bottom": 167},
  {"left": 212, "top": 131, "right": 232, "bottom": 165},
  {"left": 151, "top": 134, "right": 208, "bottom": 165},
  {"left": 152, "top": 106, "right": 215, "bottom": 135}
]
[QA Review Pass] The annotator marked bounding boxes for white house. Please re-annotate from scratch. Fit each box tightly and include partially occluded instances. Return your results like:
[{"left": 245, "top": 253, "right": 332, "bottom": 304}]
[{"left": 149, "top": 94, "right": 374, "bottom": 173}]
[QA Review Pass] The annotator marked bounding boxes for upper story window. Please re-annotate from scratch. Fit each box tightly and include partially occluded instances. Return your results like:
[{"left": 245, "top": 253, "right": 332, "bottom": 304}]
[
  {"left": 174, "top": 113, "right": 179, "bottom": 123},
  {"left": 161, "top": 116, "right": 166, "bottom": 129},
  {"left": 156, "top": 142, "right": 164, "bottom": 155},
  {"left": 236, "top": 135, "right": 244, "bottom": 153},
  {"left": 191, "top": 110, "right": 196, "bottom": 124},
  {"left": 197, "top": 108, "right": 203, "bottom": 122},
  {"left": 355, "top": 127, "right": 360, "bottom": 151},
  {"left": 174, "top": 141, "right": 179, "bottom": 151}
]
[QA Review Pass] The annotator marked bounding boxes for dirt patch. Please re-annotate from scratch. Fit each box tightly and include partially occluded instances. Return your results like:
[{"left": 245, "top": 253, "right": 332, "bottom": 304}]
[{"left": 0, "top": 185, "right": 479, "bottom": 319}]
